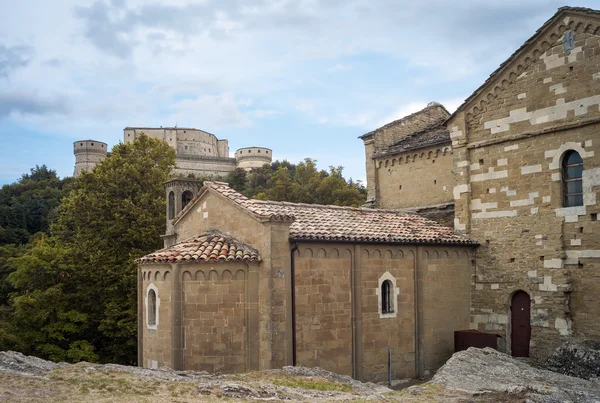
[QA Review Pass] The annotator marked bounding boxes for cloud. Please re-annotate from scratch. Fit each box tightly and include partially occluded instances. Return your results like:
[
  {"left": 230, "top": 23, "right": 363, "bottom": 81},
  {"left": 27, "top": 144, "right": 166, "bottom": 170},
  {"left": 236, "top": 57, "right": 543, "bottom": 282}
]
[
  {"left": 167, "top": 93, "right": 253, "bottom": 129},
  {"left": 327, "top": 64, "right": 352, "bottom": 73},
  {"left": 0, "top": 91, "right": 69, "bottom": 118},
  {"left": 74, "top": 0, "right": 136, "bottom": 58},
  {"left": 0, "top": 44, "right": 33, "bottom": 77},
  {"left": 248, "top": 109, "right": 282, "bottom": 118}
]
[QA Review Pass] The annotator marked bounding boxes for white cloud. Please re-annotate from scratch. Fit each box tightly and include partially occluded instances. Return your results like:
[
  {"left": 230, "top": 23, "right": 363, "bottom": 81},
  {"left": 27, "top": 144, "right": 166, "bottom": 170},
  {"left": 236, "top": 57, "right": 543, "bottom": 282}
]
[
  {"left": 327, "top": 63, "right": 352, "bottom": 73},
  {"left": 167, "top": 93, "right": 253, "bottom": 129}
]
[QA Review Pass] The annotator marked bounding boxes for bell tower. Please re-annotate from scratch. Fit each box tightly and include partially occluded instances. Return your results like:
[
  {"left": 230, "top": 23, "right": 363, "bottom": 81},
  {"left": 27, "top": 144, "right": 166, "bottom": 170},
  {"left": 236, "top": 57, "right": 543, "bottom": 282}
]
[{"left": 163, "top": 178, "right": 202, "bottom": 247}]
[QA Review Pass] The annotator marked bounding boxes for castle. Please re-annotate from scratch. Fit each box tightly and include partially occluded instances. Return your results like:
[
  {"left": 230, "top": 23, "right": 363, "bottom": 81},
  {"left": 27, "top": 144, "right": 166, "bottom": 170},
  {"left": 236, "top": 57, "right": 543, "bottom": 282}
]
[{"left": 73, "top": 127, "right": 272, "bottom": 177}]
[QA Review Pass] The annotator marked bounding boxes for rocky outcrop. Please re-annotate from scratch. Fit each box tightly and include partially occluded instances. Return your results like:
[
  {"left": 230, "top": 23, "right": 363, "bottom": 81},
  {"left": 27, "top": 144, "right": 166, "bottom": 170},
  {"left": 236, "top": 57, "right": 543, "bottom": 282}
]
[
  {"left": 543, "top": 340, "right": 600, "bottom": 380},
  {"left": 432, "top": 347, "right": 600, "bottom": 403}
]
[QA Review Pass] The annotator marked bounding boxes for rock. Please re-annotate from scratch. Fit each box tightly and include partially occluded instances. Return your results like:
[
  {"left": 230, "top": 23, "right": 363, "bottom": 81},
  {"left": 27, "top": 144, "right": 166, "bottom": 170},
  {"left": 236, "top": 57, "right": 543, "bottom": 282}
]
[
  {"left": 432, "top": 347, "right": 600, "bottom": 403},
  {"left": 0, "top": 351, "right": 66, "bottom": 376},
  {"left": 543, "top": 340, "right": 600, "bottom": 380}
]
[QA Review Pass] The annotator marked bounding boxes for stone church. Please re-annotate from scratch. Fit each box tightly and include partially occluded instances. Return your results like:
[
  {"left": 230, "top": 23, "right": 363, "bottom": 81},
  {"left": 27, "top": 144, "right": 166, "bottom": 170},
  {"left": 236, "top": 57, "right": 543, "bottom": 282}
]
[
  {"left": 137, "top": 180, "right": 475, "bottom": 381},
  {"left": 362, "top": 6, "right": 600, "bottom": 358}
]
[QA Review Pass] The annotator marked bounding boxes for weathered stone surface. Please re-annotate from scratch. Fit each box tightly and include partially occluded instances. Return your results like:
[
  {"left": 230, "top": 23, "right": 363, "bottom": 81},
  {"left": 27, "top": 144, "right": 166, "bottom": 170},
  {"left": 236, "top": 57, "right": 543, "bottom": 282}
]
[
  {"left": 543, "top": 340, "right": 600, "bottom": 380},
  {"left": 432, "top": 347, "right": 600, "bottom": 402},
  {"left": 0, "top": 351, "right": 66, "bottom": 376}
]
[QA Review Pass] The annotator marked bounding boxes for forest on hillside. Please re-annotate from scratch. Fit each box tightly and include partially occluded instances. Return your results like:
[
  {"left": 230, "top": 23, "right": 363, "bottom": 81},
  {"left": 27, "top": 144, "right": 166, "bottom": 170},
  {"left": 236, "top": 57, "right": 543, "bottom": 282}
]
[{"left": 0, "top": 135, "right": 366, "bottom": 365}]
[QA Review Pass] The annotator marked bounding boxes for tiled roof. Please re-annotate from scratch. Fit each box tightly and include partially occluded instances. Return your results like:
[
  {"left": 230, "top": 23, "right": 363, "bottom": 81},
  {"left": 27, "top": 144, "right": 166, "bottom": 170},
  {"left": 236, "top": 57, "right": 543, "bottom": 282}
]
[
  {"left": 201, "top": 182, "right": 474, "bottom": 245},
  {"left": 359, "top": 102, "right": 450, "bottom": 140},
  {"left": 374, "top": 124, "right": 450, "bottom": 157},
  {"left": 448, "top": 6, "right": 600, "bottom": 121},
  {"left": 137, "top": 230, "right": 261, "bottom": 264}
]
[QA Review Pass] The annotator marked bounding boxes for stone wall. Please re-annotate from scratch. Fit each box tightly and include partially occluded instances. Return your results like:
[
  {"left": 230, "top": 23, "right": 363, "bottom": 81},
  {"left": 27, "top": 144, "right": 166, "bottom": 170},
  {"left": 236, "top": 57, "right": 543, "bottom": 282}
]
[
  {"left": 140, "top": 265, "right": 172, "bottom": 369},
  {"left": 448, "top": 13, "right": 600, "bottom": 356},
  {"left": 420, "top": 247, "right": 472, "bottom": 373},
  {"left": 181, "top": 262, "right": 249, "bottom": 373},
  {"left": 73, "top": 140, "right": 108, "bottom": 176},
  {"left": 174, "top": 190, "right": 293, "bottom": 370},
  {"left": 293, "top": 242, "right": 472, "bottom": 382},
  {"left": 294, "top": 245, "right": 353, "bottom": 376},
  {"left": 359, "top": 246, "right": 416, "bottom": 381},
  {"left": 374, "top": 145, "right": 453, "bottom": 209}
]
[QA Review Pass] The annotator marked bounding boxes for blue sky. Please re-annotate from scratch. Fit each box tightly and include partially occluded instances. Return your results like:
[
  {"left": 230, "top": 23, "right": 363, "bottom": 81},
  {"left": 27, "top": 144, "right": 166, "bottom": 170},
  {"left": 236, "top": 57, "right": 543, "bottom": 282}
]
[{"left": 0, "top": 0, "right": 596, "bottom": 185}]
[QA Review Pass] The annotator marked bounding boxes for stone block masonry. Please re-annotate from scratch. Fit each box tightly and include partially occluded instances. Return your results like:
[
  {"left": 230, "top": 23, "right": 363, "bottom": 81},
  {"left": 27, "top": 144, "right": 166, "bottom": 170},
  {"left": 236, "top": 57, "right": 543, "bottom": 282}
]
[{"left": 448, "top": 8, "right": 600, "bottom": 357}]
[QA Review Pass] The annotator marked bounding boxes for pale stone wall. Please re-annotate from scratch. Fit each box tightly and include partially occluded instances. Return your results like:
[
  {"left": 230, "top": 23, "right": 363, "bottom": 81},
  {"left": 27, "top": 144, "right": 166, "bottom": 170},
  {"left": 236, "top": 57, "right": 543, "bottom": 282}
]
[
  {"left": 140, "top": 265, "right": 172, "bottom": 369},
  {"left": 294, "top": 245, "right": 353, "bottom": 376},
  {"left": 174, "top": 156, "right": 237, "bottom": 178},
  {"left": 420, "top": 247, "right": 472, "bottom": 373},
  {"left": 293, "top": 242, "right": 472, "bottom": 382},
  {"left": 374, "top": 145, "right": 453, "bottom": 209},
  {"left": 174, "top": 190, "right": 293, "bottom": 370},
  {"left": 73, "top": 140, "right": 107, "bottom": 176},
  {"left": 449, "top": 14, "right": 600, "bottom": 356},
  {"left": 359, "top": 246, "right": 416, "bottom": 381},
  {"left": 181, "top": 262, "right": 249, "bottom": 373},
  {"left": 235, "top": 147, "right": 272, "bottom": 170}
]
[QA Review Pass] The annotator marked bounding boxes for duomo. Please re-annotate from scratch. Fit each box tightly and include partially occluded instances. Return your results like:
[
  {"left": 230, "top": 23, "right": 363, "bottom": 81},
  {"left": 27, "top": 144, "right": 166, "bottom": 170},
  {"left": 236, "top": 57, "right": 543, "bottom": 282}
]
[{"left": 73, "top": 127, "right": 273, "bottom": 177}]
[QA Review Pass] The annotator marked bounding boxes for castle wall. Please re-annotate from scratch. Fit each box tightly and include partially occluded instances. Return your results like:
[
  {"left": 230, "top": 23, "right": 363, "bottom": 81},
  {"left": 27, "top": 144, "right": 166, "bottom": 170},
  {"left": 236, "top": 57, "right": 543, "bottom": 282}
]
[
  {"left": 374, "top": 144, "right": 453, "bottom": 209},
  {"left": 449, "top": 15, "right": 600, "bottom": 356},
  {"left": 234, "top": 147, "right": 272, "bottom": 170},
  {"left": 174, "top": 156, "right": 237, "bottom": 178},
  {"left": 73, "top": 140, "right": 107, "bottom": 176}
]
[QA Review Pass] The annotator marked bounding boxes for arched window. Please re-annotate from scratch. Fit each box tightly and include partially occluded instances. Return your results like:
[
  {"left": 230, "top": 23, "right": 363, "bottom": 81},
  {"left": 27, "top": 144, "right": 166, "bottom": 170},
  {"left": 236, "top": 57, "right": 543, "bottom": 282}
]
[
  {"left": 168, "top": 191, "right": 175, "bottom": 220},
  {"left": 381, "top": 280, "right": 393, "bottom": 314},
  {"left": 181, "top": 191, "right": 194, "bottom": 210},
  {"left": 147, "top": 288, "right": 157, "bottom": 327},
  {"left": 377, "top": 272, "right": 398, "bottom": 318},
  {"left": 562, "top": 151, "right": 583, "bottom": 207}
]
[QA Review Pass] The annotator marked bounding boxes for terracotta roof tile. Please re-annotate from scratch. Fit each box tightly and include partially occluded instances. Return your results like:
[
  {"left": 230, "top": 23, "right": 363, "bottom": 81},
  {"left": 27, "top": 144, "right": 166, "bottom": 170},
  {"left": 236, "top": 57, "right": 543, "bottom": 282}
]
[
  {"left": 204, "top": 182, "right": 475, "bottom": 245},
  {"left": 137, "top": 230, "right": 261, "bottom": 264}
]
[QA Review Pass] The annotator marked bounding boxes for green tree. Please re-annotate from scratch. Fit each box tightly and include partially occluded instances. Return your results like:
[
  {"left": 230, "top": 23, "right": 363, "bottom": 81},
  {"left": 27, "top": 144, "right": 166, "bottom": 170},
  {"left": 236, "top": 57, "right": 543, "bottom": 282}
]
[
  {"left": 1, "top": 135, "right": 176, "bottom": 364},
  {"left": 0, "top": 165, "right": 71, "bottom": 245}
]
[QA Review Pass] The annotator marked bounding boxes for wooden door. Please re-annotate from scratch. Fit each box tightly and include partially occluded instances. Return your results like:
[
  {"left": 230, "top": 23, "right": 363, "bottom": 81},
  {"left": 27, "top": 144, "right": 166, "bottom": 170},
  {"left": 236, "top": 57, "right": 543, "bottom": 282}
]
[{"left": 511, "top": 291, "right": 531, "bottom": 357}]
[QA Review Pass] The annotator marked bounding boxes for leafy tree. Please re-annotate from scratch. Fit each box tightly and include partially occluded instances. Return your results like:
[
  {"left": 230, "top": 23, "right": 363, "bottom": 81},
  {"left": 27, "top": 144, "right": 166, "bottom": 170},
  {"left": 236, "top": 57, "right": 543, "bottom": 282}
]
[
  {"left": 228, "top": 158, "right": 366, "bottom": 207},
  {"left": 1, "top": 135, "right": 176, "bottom": 364},
  {"left": 0, "top": 165, "right": 71, "bottom": 245}
]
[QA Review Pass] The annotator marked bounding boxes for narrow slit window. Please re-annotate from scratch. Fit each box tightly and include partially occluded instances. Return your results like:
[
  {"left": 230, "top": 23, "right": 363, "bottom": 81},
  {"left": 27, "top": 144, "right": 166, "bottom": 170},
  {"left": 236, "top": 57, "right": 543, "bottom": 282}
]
[
  {"left": 168, "top": 191, "right": 175, "bottom": 220},
  {"left": 147, "top": 289, "right": 157, "bottom": 326},
  {"left": 381, "top": 280, "right": 393, "bottom": 314},
  {"left": 562, "top": 151, "right": 583, "bottom": 207}
]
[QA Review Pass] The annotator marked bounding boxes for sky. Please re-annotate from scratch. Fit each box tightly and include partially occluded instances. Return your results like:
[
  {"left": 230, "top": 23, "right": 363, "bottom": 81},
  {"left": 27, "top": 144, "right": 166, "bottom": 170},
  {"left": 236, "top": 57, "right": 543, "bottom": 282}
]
[{"left": 0, "top": 0, "right": 596, "bottom": 186}]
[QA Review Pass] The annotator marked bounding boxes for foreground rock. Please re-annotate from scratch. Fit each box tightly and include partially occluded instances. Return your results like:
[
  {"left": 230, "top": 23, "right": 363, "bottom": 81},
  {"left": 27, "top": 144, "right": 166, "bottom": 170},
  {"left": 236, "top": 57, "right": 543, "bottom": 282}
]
[
  {"left": 0, "top": 351, "right": 394, "bottom": 402},
  {"left": 432, "top": 347, "right": 600, "bottom": 403},
  {"left": 543, "top": 340, "right": 600, "bottom": 380}
]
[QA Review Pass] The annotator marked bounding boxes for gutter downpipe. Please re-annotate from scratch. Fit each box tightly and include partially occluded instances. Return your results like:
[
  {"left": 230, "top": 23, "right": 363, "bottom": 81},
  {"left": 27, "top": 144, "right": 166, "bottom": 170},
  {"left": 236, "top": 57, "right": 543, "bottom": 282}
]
[{"left": 290, "top": 241, "right": 299, "bottom": 366}]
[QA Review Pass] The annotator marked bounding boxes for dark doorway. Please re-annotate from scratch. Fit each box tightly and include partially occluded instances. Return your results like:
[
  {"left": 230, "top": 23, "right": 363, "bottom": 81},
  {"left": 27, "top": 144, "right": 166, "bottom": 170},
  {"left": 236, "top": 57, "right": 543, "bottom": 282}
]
[{"left": 511, "top": 291, "right": 531, "bottom": 357}]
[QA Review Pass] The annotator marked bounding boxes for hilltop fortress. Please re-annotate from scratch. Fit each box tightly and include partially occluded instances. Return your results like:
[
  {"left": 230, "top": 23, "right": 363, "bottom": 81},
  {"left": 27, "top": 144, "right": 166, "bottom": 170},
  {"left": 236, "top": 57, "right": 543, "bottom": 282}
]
[{"left": 73, "top": 127, "right": 272, "bottom": 177}]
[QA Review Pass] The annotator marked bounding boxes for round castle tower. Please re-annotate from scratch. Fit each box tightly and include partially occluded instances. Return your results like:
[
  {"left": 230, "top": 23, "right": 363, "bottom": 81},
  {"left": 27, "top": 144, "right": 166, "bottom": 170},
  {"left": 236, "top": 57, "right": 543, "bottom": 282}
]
[
  {"left": 234, "top": 147, "right": 272, "bottom": 170},
  {"left": 73, "top": 140, "right": 108, "bottom": 177}
]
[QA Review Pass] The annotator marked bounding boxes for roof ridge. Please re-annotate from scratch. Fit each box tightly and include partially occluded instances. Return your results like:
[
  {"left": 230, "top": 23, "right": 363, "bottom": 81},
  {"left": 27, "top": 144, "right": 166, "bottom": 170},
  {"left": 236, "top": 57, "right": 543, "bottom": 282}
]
[
  {"left": 447, "top": 6, "right": 600, "bottom": 122},
  {"left": 359, "top": 103, "right": 450, "bottom": 139},
  {"left": 252, "top": 198, "right": 437, "bottom": 216}
]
